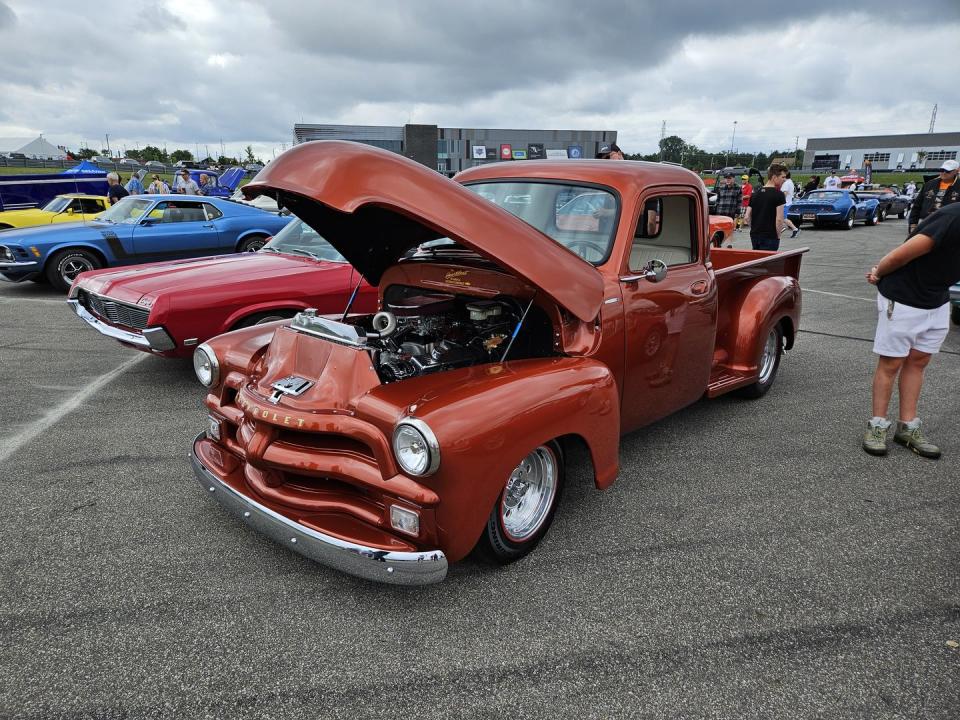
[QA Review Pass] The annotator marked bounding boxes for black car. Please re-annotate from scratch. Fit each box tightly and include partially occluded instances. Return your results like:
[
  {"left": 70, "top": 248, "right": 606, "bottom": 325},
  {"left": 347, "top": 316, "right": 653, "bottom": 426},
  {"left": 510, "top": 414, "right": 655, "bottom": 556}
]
[{"left": 852, "top": 187, "right": 911, "bottom": 221}]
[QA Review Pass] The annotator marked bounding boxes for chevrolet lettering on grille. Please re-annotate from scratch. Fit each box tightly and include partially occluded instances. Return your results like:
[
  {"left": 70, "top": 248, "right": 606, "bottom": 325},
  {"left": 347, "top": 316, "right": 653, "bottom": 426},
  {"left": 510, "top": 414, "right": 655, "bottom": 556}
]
[{"left": 268, "top": 375, "right": 313, "bottom": 404}]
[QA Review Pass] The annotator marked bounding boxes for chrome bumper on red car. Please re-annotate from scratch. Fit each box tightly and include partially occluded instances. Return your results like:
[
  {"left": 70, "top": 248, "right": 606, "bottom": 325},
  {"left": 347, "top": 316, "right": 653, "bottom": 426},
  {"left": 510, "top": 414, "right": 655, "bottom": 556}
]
[
  {"left": 190, "top": 433, "right": 448, "bottom": 585},
  {"left": 68, "top": 299, "right": 176, "bottom": 352}
]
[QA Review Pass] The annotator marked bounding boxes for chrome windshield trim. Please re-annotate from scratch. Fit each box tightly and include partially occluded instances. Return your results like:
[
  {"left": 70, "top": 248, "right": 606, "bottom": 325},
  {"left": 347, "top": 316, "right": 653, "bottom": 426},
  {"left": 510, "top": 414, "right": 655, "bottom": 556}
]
[{"left": 191, "top": 437, "right": 447, "bottom": 585}]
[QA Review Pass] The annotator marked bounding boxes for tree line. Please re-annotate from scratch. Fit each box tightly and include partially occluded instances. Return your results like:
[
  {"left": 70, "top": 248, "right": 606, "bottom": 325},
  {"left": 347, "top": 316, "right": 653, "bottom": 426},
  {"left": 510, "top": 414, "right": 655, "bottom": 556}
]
[
  {"left": 67, "top": 145, "right": 263, "bottom": 166},
  {"left": 626, "top": 135, "right": 804, "bottom": 171}
]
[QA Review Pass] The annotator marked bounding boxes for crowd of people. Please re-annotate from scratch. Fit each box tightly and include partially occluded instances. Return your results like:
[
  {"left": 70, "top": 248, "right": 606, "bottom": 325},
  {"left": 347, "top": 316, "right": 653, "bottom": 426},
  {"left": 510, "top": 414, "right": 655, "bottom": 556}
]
[{"left": 104, "top": 168, "right": 222, "bottom": 205}]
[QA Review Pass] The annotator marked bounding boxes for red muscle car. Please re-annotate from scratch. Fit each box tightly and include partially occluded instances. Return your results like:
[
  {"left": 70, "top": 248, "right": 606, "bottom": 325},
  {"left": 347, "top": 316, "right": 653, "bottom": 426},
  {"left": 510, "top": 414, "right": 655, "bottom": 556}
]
[
  {"left": 189, "top": 142, "right": 808, "bottom": 585},
  {"left": 67, "top": 219, "right": 377, "bottom": 357}
]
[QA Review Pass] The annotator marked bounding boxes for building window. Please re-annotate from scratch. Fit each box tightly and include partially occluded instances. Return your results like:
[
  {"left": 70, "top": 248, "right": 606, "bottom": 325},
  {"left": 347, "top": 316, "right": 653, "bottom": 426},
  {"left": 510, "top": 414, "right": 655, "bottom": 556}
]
[
  {"left": 925, "top": 150, "right": 957, "bottom": 161},
  {"left": 863, "top": 152, "right": 890, "bottom": 162}
]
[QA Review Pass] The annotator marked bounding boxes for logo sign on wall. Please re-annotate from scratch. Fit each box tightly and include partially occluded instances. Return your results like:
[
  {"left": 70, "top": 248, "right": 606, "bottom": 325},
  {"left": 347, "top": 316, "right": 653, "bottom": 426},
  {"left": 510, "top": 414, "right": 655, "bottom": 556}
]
[
  {"left": 546, "top": 149, "right": 568, "bottom": 160},
  {"left": 567, "top": 145, "right": 583, "bottom": 159},
  {"left": 527, "top": 143, "right": 544, "bottom": 160},
  {"left": 500, "top": 144, "right": 513, "bottom": 159},
  {"left": 512, "top": 149, "right": 527, "bottom": 160},
  {"left": 472, "top": 145, "right": 487, "bottom": 159}
]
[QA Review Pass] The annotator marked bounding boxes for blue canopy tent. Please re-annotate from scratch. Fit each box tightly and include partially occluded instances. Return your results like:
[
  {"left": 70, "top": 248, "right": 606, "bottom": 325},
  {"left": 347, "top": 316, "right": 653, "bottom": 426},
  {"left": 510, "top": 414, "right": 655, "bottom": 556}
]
[{"left": 62, "top": 160, "right": 107, "bottom": 176}]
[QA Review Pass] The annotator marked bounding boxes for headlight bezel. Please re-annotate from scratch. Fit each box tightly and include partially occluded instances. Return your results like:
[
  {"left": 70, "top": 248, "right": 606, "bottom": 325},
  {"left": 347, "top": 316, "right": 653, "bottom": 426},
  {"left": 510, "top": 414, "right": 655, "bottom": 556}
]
[
  {"left": 392, "top": 417, "right": 440, "bottom": 477},
  {"left": 193, "top": 343, "right": 220, "bottom": 387}
]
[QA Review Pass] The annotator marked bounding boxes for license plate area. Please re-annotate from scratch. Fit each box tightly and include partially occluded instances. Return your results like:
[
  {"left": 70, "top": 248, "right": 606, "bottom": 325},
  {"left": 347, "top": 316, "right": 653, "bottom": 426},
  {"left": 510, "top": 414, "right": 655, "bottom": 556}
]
[{"left": 802, "top": 213, "right": 816, "bottom": 220}]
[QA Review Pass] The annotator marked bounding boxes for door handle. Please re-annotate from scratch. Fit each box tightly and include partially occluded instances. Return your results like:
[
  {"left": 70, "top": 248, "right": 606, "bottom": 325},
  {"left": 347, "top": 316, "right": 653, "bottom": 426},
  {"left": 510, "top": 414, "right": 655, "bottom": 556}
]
[
  {"left": 690, "top": 280, "right": 709, "bottom": 296},
  {"left": 202, "top": 223, "right": 214, "bottom": 228}
]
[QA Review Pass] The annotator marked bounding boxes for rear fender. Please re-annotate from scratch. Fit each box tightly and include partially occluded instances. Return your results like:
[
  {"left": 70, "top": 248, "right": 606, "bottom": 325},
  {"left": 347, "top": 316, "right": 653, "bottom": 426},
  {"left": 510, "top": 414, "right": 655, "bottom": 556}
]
[
  {"left": 361, "top": 356, "right": 621, "bottom": 563},
  {"left": 726, "top": 276, "right": 801, "bottom": 372}
]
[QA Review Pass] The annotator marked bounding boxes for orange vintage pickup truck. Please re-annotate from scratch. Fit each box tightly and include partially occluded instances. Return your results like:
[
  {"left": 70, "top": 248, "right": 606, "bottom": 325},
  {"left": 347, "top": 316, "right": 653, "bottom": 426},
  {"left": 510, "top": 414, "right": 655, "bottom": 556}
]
[{"left": 190, "top": 141, "right": 807, "bottom": 585}]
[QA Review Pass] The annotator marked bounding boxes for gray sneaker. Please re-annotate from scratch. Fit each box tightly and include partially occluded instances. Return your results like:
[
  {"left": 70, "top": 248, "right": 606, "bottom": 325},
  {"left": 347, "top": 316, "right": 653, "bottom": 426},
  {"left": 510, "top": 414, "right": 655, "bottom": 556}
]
[
  {"left": 894, "top": 421, "right": 941, "bottom": 459},
  {"left": 863, "top": 422, "right": 889, "bottom": 456}
]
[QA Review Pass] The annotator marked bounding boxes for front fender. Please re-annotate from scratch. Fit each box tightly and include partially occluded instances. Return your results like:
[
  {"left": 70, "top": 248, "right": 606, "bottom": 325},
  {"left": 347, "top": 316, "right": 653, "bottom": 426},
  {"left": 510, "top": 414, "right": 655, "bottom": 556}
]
[
  {"left": 359, "top": 356, "right": 620, "bottom": 563},
  {"left": 726, "top": 276, "right": 801, "bottom": 372},
  {"left": 220, "top": 300, "right": 311, "bottom": 333}
]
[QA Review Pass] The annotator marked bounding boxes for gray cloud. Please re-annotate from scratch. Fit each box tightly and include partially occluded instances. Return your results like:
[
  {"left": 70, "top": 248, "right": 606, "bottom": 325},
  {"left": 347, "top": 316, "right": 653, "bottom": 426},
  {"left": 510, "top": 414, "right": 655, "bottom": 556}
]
[{"left": 0, "top": 0, "right": 956, "bottom": 158}]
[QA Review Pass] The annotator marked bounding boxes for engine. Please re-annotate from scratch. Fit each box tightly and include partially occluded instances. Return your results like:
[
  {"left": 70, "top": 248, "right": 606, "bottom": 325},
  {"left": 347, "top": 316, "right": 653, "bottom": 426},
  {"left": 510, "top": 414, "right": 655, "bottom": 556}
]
[{"left": 367, "top": 291, "right": 524, "bottom": 382}]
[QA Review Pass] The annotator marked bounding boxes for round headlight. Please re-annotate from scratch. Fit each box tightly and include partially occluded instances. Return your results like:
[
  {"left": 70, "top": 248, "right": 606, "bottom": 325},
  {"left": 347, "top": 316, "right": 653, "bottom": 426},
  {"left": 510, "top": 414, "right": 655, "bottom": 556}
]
[
  {"left": 392, "top": 419, "right": 440, "bottom": 477},
  {"left": 193, "top": 343, "right": 220, "bottom": 387}
]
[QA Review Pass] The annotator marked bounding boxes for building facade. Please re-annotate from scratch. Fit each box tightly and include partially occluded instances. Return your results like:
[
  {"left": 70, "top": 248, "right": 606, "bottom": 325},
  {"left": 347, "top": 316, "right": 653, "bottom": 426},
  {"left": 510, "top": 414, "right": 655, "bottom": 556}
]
[
  {"left": 293, "top": 123, "right": 617, "bottom": 174},
  {"left": 803, "top": 131, "right": 960, "bottom": 172}
]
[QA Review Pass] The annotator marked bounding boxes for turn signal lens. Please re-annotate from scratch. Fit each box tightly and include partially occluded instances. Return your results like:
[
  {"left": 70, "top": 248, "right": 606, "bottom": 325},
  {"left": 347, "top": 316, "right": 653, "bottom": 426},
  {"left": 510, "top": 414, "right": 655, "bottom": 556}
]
[
  {"left": 207, "top": 415, "right": 222, "bottom": 441},
  {"left": 390, "top": 505, "right": 420, "bottom": 536}
]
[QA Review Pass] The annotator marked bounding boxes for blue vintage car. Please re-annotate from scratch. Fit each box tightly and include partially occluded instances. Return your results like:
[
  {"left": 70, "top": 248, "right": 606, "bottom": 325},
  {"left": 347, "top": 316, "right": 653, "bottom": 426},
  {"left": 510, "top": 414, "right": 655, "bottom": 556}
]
[
  {"left": 0, "top": 194, "right": 292, "bottom": 291},
  {"left": 786, "top": 190, "right": 881, "bottom": 230}
]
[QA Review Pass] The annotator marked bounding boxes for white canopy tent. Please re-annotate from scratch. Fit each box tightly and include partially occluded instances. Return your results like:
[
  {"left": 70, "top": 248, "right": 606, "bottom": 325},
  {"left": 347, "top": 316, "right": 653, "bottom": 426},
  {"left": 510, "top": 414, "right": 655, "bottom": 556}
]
[{"left": 0, "top": 135, "right": 67, "bottom": 159}]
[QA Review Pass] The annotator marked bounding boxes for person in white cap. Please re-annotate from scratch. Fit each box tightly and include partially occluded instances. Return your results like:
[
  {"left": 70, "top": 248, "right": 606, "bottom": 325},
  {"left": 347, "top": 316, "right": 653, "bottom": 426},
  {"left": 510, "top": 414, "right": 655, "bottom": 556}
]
[{"left": 908, "top": 159, "right": 960, "bottom": 235}]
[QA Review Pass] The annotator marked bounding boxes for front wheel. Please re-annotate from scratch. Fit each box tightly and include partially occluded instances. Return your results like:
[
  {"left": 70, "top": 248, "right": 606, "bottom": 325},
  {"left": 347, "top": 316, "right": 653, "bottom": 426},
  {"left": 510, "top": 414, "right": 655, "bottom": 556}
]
[
  {"left": 474, "top": 440, "right": 565, "bottom": 564},
  {"left": 866, "top": 210, "right": 879, "bottom": 226},
  {"left": 45, "top": 248, "right": 102, "bottom": 292},
  {"left": 878, "top": 207, "right": 888, "bottom": 222},
  {"left": 232, "top": 309, "right": 297, "bottom": 329},
  {"left": 897, "top": 210, "right": 906, "bottom": 219},
  {"left": 737, "top": 325, "right": 783, "bottom": 399},
  {"left": 237, "top": 234, "right": 268, "bottom": 253},
  {"left": 843, "top": 211, "right": 855, "bottom": 230}
]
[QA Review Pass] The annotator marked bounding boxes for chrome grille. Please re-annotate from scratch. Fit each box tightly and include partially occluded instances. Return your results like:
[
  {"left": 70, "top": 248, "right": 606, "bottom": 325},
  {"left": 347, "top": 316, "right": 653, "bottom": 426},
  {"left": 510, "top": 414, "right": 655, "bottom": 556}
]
[{"left": 78, "top": 290, "right": 150, "bottom": 330}]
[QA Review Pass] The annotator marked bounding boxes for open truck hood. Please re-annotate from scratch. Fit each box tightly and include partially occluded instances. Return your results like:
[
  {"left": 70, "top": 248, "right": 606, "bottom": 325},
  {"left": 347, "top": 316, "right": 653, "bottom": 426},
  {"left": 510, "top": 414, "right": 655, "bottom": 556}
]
[{"left": 243, "top": 141, "right": 603, "bottom": 322}]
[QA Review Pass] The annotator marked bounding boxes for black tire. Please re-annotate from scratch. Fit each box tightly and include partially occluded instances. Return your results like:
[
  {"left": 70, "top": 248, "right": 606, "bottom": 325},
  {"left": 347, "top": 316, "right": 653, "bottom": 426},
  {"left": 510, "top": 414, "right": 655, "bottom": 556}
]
[
  {"left": 865, "top": 210, "right": 879, "bottom": 226},
  {"left": 232, "top": 309, "right": 297, "bottom": 329},
  {"left": 474, "top": 440, "right": 565, "bottom": 564},
  {"left": 737, "top": 325, "right": 783, "bottom": 399},
  {"left": 237, "top": 234, "right": 268, "bottom": 253},
  {"left": 878, "top": 207, "right": 888, "bottom": 222},
  {"left": 897, "top": 210, "right": 906, "bottom": 219},
  {"left": 0, "top": 224, "right": 12, "bottom": 230},
  {"left": 45, "top": 248, "right": 102, "bottom": 292},
  {"left": 28, "top": 276, "right": 49, "bottom": 284},
  {"left": 842, "top": 211, "right": 855, "bottom": 230},
  {"left": 952, "top": 305, "right": 960, "bottom": 326}
]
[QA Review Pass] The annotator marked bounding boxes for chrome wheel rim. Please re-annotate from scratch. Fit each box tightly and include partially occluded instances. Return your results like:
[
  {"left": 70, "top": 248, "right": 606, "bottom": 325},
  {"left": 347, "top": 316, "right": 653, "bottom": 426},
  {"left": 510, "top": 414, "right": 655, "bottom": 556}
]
[
  {"left": 61, "top": 256, "right": 93, "bottom": 284},
  {"left": 500, "top": 446, "right": 558, "bottom": 542},
  {"left": 244, "top": 238, "right": 266, "bottom": 252},
  {"left": 758, "top": 329, "right": 778, "bottom": 384}
]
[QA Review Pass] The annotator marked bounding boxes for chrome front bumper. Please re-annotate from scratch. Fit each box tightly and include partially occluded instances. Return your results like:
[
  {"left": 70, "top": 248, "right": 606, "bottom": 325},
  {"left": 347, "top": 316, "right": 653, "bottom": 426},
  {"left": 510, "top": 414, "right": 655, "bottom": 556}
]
[
  {"left": 0, "top": 259, "right": 39, "bottom": 269},
  {"left": 190, "top": 437, "right": 448, "bottom": 585},
  {"left": 67, "top": 299, "right": 175, "bottom": 352}
]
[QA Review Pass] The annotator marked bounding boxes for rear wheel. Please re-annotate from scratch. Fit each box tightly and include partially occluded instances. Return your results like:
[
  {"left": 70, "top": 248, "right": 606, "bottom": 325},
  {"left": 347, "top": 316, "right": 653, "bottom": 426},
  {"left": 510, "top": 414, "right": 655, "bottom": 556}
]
[
  {"left": 45, "top": 248, "right": 102, "bottom": 292},
  {"left": 237, "top": 234, "right": 268, "bottom": 253},
  {"left": 843, "top": 211, "right": 855, "bottom": 230},
  {"left": 878, "top": 207, "right": 888, "bottom": 222},
  {"left": 897, "top": 210, "right": 906, "bottom": 219},
  {"left": 737, "top": 325, "right": 783, "bottom": 399},
  {"left": 474, "top": 440, "right": 565, "bottom": 564},
  {"left": 866, "top": 210, "right": 879, "bottom": 226}
]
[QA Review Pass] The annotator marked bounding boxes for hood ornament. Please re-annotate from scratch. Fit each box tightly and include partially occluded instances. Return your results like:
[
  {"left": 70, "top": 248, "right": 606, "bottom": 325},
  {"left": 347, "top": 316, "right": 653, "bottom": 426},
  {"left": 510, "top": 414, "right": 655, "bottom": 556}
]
[{"left": 269, "top": 375, "right": 313, "bottom": 404}]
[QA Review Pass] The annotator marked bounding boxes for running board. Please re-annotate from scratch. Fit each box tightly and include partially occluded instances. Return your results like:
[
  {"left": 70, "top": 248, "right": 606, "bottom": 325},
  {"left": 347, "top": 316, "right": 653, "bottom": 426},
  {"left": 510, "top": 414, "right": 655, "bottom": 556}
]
[{"left": 706, "top": 370, "right": 753, "bottom": 398}]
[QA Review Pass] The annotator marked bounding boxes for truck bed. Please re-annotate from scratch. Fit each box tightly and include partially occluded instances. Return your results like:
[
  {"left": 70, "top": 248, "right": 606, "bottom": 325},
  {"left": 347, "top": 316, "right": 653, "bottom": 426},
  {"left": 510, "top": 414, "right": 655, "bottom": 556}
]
[{"left": 707, "top": 246, "right": 808, "bottom": 396}]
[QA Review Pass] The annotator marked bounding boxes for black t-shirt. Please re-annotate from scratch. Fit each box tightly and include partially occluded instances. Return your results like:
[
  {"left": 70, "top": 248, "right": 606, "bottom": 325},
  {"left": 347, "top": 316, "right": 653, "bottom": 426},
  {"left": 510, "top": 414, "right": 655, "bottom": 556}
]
[
  {"left": 748, "top": 187, "right": 786, "bottom": 238},
  {"left": 878, "top": 202, "right": 960, "bottom": 309},
  {"left": 108, "top": 184, "right": 129, "bottom": 204}
]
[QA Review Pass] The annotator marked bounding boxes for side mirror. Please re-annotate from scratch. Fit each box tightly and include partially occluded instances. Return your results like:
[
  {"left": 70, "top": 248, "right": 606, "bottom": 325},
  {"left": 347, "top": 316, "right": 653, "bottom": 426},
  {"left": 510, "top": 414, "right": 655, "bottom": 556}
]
[
  {"left": 140, "top": 217, "right": 156, "bottom": 226},
  {"left": 65, "top": 208, "right": 75, "bottom": 214},
  {"left": 643, "top": 259, "right": 668, "bottom": 283}
]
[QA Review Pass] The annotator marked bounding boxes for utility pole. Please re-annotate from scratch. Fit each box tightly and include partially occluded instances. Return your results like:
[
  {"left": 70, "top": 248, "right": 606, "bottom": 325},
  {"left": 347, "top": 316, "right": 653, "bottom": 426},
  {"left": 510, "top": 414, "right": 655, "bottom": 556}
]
[
  {"left": 195, "top": 143, "right": 200, "bottom": 162},
  {"left": 105, "top": 133, "right": 111, "bottom": 157},
  {"left": 929, "top": 103, "right": 938, "bottom": 133},
  {"left": 730, "top": 121, "right": 737, "bottom": 156},
  {"left": 659, "top": 121, "right": 666, "bottom": 161},
  {"left": 793, "top": 135, "right": 800, "bottom": 168}
]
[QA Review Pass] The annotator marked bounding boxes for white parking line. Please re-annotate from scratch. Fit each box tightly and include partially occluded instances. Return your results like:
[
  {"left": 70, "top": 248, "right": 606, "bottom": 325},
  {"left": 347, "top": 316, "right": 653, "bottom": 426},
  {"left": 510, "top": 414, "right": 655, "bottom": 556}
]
[
  {"left": 804, "top": 288, "right": 874, "bottom": 303},
  {"left": 0, "top": 354, "right": 147, "bottom": 463}
]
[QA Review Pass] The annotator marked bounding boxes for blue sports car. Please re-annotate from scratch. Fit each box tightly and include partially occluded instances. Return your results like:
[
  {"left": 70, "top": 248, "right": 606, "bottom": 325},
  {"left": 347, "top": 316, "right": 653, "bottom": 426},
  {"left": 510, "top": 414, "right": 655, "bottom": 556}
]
[
  {"left": 0, "top": 195, "right": 292, "bottom": 290},
  {"left": 786, "top": 190, "right": 881, "bottom": 230}
]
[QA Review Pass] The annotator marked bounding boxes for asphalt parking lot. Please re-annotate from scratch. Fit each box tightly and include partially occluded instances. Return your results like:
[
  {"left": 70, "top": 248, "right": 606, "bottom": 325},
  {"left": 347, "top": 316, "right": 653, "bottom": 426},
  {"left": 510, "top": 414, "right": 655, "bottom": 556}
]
[{"left": 1, "top": 217, "right": 958, "bottom": 719}]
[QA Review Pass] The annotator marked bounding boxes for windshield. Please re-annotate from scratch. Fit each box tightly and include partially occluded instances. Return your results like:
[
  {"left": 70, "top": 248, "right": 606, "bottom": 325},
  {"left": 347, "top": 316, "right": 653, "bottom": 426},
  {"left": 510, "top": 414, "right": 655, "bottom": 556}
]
[
  {"left": 41, "top": 196, "right": 71, "bottom": 213},
  {"left": 262, "top": 219, "right": 346, "bottom": 262},
  {"left": 806, "top": 191, "right": 844, "bottom": 201},
  {"left": 465, "top": 181, "right": 618, "bottom": 264},
  {"left": 96, "top": 197, "right": 154, "bottom": 224}
]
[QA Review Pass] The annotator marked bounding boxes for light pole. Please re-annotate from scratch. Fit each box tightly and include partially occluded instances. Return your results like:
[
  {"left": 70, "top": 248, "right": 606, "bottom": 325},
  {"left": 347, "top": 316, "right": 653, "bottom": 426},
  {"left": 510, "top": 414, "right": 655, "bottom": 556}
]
[
  {"left": 105, "top": 133, "right": 111, "bottom": 157},
  {"left": 730, "top": 121, "right": 737, "bottom": 157}
]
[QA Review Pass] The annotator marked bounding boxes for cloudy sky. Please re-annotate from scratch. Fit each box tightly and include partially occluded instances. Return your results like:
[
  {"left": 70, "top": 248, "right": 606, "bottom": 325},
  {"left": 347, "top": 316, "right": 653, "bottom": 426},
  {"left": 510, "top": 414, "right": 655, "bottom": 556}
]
[{"left": 1, "top": 0, "right": 958, "bottom": 161}]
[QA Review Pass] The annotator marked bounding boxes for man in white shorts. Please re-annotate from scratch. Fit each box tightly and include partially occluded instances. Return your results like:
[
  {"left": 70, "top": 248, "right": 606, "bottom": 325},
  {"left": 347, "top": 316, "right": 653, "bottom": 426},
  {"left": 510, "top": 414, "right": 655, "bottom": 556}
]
[{"left": 863, "top": 202, "right": 960, "bottom": 458}]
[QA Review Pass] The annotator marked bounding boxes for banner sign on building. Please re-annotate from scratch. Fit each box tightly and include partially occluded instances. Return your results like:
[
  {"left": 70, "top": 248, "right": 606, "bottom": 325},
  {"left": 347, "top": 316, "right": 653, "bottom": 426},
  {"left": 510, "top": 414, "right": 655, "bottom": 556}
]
[
  {"left": 500, "top": 144, "right": 512, "bottom": 160},
  {"left": 512, "top": 149, "right": 527, "bottom": 160},
  {"left": 527, "top": 143, "right": 544, "bottom": 160},
  {"left": 567, "top": 145, "right": 583, "bottom": 159},
  {"left": 546, "top": 149, "right": 568, "bottom": 160},
  {"left": 863, "top": 160, "right": 872, "bottom": 185},
  {"left": 472, "top": 145, "right": 487, "bottom": 159}
]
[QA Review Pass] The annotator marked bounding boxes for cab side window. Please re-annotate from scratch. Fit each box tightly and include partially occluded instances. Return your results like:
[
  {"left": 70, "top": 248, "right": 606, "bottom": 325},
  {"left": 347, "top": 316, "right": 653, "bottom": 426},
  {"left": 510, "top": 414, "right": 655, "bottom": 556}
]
[
  {"left": 154, "top": 201, "right": 207, "bottom": 223},
  {"left": 202, "top": 203, "right": 223, "bottom": 220},
  {"left": 78, "top": 198, "right": 105, "bottom": 214},
  {"left": 629, "top": 195, "right": 697, "bottom": 272}
]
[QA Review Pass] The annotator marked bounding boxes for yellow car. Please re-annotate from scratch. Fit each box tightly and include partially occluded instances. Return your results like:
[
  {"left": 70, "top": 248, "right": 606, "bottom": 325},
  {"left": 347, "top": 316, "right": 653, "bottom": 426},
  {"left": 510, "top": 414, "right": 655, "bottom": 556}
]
[{"left": 0, "top": 194, "right": 110, "bottom": 230}]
